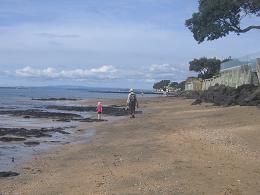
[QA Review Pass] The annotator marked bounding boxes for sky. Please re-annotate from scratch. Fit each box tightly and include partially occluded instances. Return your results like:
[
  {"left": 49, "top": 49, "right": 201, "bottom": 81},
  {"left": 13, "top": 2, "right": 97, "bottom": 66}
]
[{"left": 0, "top": 0, "right": 259, "bottom": 89}]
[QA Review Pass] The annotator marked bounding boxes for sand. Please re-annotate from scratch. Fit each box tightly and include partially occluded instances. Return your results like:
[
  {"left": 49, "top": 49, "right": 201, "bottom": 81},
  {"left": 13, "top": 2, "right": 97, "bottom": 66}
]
[{"left": 1, "top": 97, "right": 260, "bottom": 195}]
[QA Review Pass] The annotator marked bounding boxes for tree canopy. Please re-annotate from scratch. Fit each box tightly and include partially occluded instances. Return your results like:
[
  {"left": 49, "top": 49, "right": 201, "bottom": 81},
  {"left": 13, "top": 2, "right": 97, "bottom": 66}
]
[
  {"left": 169, "top": 82, "right": 179, "bottom": 88},
  {"left": 153, "top": 80, "right": 171, "bottom": 90},
  {"left": 189, "top": 57, "right": 222, "bottom": 79},
  {"left": 186, "top": 0, "right": 260, "bottom": 43},
  {"left": 177, "top": 81, "right": 186, "bottom": 91},
  {"left": 153, "top": 80, "right": 185, "bottom": 91}
]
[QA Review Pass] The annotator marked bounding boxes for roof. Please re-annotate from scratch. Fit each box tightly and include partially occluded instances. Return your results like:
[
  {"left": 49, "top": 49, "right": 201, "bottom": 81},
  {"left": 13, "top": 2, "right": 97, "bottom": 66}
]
[
  {"left": 221, "top": 53, "right": 259, "bottom": 72},
  {"left": 186, "top": 77, "right": 202, "bottom": 82}
]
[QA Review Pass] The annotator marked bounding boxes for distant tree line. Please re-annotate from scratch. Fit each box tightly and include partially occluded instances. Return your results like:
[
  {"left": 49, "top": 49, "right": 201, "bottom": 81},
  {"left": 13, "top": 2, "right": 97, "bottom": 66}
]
[
  {"left": 153, "top": 80, "right": 185, "bottom": 91},
  {"left": 153, "top": 80, "right": 170, "bottom": 90}
]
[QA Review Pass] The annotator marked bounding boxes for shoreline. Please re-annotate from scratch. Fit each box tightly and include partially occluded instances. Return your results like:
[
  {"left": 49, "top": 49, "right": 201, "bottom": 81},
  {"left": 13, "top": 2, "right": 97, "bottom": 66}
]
[
  {"left": 1, "top": 97, "right": 260, "bottom": 194},
  {"left": 0, "top": 98, "right": 131, "bottom": 174}
]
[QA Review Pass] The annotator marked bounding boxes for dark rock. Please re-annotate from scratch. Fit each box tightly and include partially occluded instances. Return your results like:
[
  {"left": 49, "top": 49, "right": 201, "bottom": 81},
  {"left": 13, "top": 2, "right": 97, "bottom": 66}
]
[
  {"left": 186, "top": 84, "right": 260, "bottom": 107},
  {"left": 24, "top": 141, "right": 40, "bottom": 146},
  {"left": 55, "top": 119, "right": 71, "bottom": 122},
  {"left": 32, "top": 98, "right": 80, "bottom": 101},
  {"left": 0, "top": 137, "right": 26, "bottom": 142},
  {"left": 181, "top": 90, "right": 201, "bottom": 99},
  {"left": 191, "top": 99, "right": 202, "bottom": 105},
  {"left": 56, "top": 129, "right": 70, "bottom": 134},
  {"left": 0, "top": 127, "right": 70, "bottom": 139},
  {"left": 47, "top": 105, "right": 96, "bottom": 112},
  {"left": 0, "top": 109, "right": 82, "bottom": 120},
  {"left": 0, "top": 171, "right": 19, "bottom": 178},
  {"left": 78, "top": 118, "right": 107, "bottom": 122}
]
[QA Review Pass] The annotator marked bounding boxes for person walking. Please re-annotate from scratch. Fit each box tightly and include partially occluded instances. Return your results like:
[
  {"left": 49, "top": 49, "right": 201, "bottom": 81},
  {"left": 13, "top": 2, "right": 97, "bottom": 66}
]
[
  {"left": 97, "top": 101, "right": 102, "bottom": 120},
  {"left": 126, "top": 88, "right": 138, "bottom": 118}
]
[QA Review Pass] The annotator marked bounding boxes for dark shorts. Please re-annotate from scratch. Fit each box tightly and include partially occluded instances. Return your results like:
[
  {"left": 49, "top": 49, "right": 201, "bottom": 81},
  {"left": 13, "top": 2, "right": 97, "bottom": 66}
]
[
  {"left": 129, "top": 103, "right": 136, "bottom": 115},
  {"left": 98, "top": 112, "right": 102, "bottom": 114}
]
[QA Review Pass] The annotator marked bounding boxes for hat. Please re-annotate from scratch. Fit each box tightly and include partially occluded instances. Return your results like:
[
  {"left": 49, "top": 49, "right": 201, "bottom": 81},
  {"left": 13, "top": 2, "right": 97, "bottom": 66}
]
[{"left": 129, "top": 88, "right": 134, "bottom": 92}]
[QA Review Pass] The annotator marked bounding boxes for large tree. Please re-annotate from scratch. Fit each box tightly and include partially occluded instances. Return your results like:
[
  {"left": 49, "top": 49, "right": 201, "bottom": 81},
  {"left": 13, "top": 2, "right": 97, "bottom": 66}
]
[
  {"left": 186, "top": 0, "right": 260, "bottom": 43},
  {"left": 189, "top": 57, "right": 222, "bottom": 79}
]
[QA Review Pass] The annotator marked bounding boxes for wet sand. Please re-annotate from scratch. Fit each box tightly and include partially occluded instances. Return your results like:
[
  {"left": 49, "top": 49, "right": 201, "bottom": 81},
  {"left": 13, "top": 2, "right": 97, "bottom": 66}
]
[{"left": 1, "top": 97, "right": 260, "bottom": 195}]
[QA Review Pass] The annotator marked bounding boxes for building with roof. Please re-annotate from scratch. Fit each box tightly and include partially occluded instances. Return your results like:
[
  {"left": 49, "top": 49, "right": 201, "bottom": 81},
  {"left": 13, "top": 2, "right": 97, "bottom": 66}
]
[{"left": 185, "top": 77, "right": 202, "bottom": 91}]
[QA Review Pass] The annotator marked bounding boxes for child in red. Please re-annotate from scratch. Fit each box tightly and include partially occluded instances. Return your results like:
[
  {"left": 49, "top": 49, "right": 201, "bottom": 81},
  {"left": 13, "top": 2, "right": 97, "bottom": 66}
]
[{"left": 97, "top": 101, "right": 102, "bottom": 120}]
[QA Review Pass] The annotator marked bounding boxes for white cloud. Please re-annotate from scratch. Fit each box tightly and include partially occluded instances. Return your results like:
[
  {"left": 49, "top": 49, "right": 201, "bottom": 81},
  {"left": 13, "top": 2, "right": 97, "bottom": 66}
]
[
  {"left": 6, "top": 63, "right": 190, "bottom": 86},
  {"left": 143, "top": 63, "right": 190, "bottom": 82},
  {"left": 15, "top": 65, "right": 118, "bottom": 80},
  {"left": 16, "top": 66, "right": 57, "bottom": 78},
  {"left": 149, "top": 64, "right": 179, "bottom": 73}
]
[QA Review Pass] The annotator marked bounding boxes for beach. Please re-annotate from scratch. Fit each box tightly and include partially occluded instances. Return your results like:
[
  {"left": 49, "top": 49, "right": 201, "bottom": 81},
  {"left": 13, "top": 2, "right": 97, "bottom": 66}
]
[
  {"left": 0, "top": 87, "right": 149, "bottom": 172},
  {"left": 1, "top": 97, "right": 260, "bottom": 195}
]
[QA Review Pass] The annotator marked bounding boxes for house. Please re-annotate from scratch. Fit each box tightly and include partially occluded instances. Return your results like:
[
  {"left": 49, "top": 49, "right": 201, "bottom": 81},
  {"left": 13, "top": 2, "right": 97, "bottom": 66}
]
[{"left": 185, "top": 77, "right": 202, "bottom": 91}]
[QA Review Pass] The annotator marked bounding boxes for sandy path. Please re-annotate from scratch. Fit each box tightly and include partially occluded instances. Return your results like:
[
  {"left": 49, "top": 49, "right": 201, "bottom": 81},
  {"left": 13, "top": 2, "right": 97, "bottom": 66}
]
[{"left": 1, "top": 97, "right": 260, "bottom": 195}]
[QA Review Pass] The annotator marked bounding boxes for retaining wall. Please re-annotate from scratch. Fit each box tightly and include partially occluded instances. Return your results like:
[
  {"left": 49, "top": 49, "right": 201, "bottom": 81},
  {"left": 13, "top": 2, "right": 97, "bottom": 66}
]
[
  {"left": 202, "top": 64, "right": 258, "bottom": 90},
  {"left": 257, "top": 58, "right": 260, "bottom": 81}
]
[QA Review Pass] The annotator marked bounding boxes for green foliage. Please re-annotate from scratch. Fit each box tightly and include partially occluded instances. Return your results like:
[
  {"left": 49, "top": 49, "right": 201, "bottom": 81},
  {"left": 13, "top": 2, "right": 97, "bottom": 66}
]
[
  {"left": 222, "top": 56, "right": 232, "bottom": 63},
  {"left": 169, "top": 82, "right": 179, "bottom": 88},
  {"left": 153, "top": 80, "right": 171, "bottom": 90},
  {"left": 189, "top": 57, "right": 222, "bottom": 79},
  {"left": 186, "top": 0, "right": 260, "bottom": 43},
  {"left": 153, "top": 80, "right": 185, "bottom": 91},
  {"left": 178, "top": 81, "right": 186, "bottom": 91}
]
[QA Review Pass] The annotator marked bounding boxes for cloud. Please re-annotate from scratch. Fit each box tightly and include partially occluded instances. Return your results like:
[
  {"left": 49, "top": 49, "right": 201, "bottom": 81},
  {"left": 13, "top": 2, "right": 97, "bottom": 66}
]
[
  {"left": 15, "top": 65, "right": 118, "bottom": 80},
  {"left": 108, "top": 63, "right": 190, "bottom": 84},
  {"left": 149, "top": 64, "right": 179, "bottom": 73},
  {"left": 6, "top": 62, "right": 190, "bottom": 86},
  {"left": 144, "top": 64, "right": 189, "bottom": 82}
]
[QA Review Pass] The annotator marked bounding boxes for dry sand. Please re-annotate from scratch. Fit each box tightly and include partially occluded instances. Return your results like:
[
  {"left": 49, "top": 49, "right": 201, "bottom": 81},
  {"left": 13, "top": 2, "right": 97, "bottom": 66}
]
[{"left": 1, "top": 97, "right": 260, "bottom": 195}]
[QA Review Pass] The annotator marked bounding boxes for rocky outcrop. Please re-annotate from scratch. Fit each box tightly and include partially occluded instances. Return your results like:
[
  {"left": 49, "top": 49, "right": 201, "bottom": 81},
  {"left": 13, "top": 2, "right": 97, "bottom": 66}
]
[
  {"left": 185, "top": 84, "right": 260, "bottom": 107},
  {"left": 0, "top": 109, "right": 82, "bottom": 120}
]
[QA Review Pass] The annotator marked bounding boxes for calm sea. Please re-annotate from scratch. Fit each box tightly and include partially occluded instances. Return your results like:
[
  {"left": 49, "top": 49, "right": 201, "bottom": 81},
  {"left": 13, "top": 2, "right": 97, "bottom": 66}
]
[{"left": 0, "top": 87, "right": 155, "bottom": 108}]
